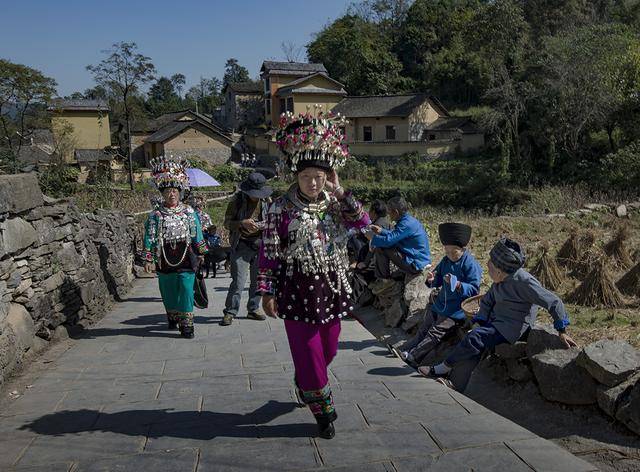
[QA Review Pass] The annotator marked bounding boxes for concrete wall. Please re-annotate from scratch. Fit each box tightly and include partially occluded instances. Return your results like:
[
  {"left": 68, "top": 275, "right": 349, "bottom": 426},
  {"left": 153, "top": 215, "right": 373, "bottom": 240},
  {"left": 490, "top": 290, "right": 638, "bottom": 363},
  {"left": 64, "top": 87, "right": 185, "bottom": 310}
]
[
  {"left": 130, "top": 132, "right": 150, "bottom": 166},
  {"left": 408, "top": 101, "right": 441, "bottom": 141},
  {"left": 144, "top": 127, "right": 232, "bottom": 166},
  {"left": 51, "top": 111, "right": 112, "bottom": 161},
  {"left": 348, "top": 140, "right": 463, "bottom": 158},
  {"left": 293, "top": 94, "right": 344, "bottom": 117},
  {"left": 344, "top": 117, "right": 410, "bottom": 142},
  {"left": 0, "top": 173, "right": 137, "bottom": 385}
]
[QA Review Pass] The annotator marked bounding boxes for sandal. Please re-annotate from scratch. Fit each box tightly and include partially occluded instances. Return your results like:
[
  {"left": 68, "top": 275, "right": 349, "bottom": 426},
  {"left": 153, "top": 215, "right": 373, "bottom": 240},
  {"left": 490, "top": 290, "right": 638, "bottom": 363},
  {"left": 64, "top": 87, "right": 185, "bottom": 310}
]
[
  {"left": 435, "top": 377, "right": 455, "bottom": 390},
  {"left": 418, "top": 366, "right": 447, "bottom": 378}
]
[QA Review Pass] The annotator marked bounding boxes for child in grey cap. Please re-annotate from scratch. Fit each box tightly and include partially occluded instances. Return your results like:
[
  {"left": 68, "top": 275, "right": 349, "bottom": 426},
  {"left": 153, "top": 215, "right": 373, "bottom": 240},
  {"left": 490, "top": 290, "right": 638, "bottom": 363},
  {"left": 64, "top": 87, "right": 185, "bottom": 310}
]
[{"left": 420, "top": 237, "right": 577, "bottom": 391}]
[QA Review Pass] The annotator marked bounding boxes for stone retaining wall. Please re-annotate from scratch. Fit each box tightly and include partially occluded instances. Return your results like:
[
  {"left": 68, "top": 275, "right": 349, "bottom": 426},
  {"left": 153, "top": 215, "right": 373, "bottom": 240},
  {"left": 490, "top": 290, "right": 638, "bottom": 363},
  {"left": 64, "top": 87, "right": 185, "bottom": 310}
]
[
  {"left": 0, "top": 173, "right": 137, "bottom": 384},
  {"left": 490, "top": 324, "right": 640, "bottom": 436}
]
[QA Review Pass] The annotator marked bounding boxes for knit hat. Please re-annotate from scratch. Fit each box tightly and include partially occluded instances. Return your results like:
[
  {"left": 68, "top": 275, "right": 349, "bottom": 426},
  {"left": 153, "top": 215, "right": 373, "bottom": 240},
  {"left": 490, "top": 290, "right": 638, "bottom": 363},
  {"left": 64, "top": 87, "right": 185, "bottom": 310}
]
[
  {"left": 490, "top": 238, "right": 526, "bottom": 274},
  {"left": 150, "top": 155, "right": 190, "bottom": 191},
  {"left": 438, "top": 223, "right": 472, "bottom": 247},
  {"left": 275, "top": 107, "right": 349, "bottom": 173}
]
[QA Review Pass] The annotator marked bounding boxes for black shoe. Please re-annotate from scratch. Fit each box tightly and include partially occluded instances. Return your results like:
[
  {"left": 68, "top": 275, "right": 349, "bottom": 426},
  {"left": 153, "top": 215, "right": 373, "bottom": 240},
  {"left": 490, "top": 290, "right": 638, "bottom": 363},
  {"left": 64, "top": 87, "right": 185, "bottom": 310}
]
[
  {"left": 168, "top": 319, "right": 178, "bottom": 330},
  {"left": 180, "top": 326, "right": 194, "bottom": 339},
  {"left": 220, "top": 313, "right": 234, "bottom": 326},
  {"left": 317, "top": 420, "right": 335, "bottom": 439}
]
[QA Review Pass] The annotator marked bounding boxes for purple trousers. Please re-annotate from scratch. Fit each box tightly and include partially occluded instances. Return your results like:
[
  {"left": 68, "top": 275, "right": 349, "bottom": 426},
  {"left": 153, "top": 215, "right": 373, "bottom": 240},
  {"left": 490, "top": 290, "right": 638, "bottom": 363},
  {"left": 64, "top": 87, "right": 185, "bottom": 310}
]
[{"left": 284, "top": 319, "right": 341, "bottom": 421}]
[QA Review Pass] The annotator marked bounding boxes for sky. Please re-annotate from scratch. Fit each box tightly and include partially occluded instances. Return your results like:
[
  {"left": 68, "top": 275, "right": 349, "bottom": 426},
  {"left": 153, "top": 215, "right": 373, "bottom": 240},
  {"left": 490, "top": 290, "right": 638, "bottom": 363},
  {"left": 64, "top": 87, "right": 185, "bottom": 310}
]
[{"left": 0, "top": 0, "right": 352, "bottom": 97}]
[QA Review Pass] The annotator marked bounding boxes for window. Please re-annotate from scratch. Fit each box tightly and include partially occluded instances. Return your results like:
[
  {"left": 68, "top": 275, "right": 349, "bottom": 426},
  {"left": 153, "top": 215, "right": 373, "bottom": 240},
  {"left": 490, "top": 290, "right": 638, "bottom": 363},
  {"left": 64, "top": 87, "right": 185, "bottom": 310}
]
[
  {"left": 363, "top": 126, "right": 372, "bottom": 142},
  {"left": 265, "top": 99, "right": 271, "bottom": 115},
  {"left": 385, "top": 125, "right": 396, "bottom": 140},
  {"left": 279, "top": 98, "right": 286, "bottom": 114},
  {"left": 264, "top": 77, "right": 270, "bottom": 93},
  {"left": 286, "top": 97, "right": 294, "bottom": 112}
]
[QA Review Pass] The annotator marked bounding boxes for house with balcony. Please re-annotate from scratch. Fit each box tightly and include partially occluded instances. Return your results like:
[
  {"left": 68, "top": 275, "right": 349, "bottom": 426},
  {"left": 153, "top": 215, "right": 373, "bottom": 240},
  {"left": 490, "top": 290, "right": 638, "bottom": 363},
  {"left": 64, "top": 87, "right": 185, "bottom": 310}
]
[{"left": 260, "top": 61, "right": 347, "bottom": 125}]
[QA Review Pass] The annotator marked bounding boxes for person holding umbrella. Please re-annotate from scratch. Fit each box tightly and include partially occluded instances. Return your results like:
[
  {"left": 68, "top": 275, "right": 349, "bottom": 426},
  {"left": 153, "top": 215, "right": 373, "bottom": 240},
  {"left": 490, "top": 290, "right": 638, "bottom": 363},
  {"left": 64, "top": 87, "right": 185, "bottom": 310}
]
[{"left": 221, "top": 172, "right": 273, "bottom": 326}]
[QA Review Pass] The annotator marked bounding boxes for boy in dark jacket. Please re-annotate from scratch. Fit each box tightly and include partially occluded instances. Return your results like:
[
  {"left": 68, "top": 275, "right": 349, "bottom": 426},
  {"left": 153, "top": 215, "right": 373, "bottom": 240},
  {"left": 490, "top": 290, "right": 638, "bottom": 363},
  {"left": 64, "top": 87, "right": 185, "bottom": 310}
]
[
  {"left": 420, "top": 237, "right": 577, "bottom": 391},
  {"left": 400, "top": 223, "right": 482, "bottom": 366}
]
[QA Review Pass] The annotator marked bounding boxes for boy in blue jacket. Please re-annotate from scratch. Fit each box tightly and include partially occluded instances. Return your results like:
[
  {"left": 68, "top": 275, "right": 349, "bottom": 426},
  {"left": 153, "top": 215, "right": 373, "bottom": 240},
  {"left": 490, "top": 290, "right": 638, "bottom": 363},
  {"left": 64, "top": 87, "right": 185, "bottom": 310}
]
[
  {"left": 400, "top": 223, "right": 482, "bottom": 366},
  {"left": 419, "top": 237, "right": 577, "bottom": 391}
]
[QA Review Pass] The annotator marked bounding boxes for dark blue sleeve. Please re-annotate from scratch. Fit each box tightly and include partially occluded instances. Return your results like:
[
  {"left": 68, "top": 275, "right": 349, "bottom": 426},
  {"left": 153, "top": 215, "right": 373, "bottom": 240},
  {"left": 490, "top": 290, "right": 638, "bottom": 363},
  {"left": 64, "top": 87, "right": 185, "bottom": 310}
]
[
  {"left": 429, "top": 258, "right": 444, "bottom": 288},
  {"left": 458, "top": 257, "right": 482, "bottom": 298},
  {"left": 520, "top": 277, "right": 570, "bottom": 331},
  {"left": 475, "top": 285, "right": 495, "bottom": 322}
]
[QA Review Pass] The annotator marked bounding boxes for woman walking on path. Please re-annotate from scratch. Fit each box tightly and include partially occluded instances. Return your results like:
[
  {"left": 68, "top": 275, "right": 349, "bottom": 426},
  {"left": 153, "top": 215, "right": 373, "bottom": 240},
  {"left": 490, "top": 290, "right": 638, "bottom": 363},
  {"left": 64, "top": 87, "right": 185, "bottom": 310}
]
[
  {"left": 142, "top": 155, "right": 208, "bottom": 338},
  {"left": 258, "top": 110, "right": 370, "bottom": 439}
]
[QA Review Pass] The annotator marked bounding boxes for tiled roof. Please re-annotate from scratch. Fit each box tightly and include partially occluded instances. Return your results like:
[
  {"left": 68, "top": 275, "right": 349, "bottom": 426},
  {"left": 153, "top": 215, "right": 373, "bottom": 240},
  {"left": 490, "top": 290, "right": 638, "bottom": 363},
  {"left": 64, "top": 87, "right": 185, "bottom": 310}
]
[
  {"left": 227, "top": 81, "right": 263, "bottom": 94},
  {"left": 261, "top": 61, "right": 326, "bottom": 75},
  {"left": 75, "top": 149, "right": 113, "bottom": 162},
  {"left": 425, "top": 117, "right": 481, "bottom": 134},
  {"left": 48, "top": 99, "right": 110, "bottom": 112},
  {"left": 332, "top": 94, "right": 448, "bottom": 118}
]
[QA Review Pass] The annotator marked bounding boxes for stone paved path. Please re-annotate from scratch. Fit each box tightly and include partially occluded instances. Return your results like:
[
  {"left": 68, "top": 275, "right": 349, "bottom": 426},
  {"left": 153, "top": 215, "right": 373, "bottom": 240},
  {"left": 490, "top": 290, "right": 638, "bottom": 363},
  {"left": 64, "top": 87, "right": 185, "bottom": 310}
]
[{"left": 0, "top": 274, "right": 598, "bottom": 471}]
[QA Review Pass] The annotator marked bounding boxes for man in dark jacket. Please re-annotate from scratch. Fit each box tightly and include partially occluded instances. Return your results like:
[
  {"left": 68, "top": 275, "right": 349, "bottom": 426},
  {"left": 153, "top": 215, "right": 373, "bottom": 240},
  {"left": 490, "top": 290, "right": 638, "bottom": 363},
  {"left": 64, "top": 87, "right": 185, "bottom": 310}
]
[{"left": 221, "top": 172, "right": 272, "bottom": 326}]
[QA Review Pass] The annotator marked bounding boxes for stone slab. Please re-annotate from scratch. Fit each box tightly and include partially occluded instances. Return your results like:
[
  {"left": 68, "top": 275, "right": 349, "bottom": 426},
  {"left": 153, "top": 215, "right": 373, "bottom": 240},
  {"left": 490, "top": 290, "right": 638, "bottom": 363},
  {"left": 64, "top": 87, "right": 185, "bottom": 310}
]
[
  {"left": 75, "top": 448, "right": 198, "bottom": 472},
  {"left": 507, "top": 438, "right": 598, "bottom": 471},
  {"left": 393, "top": 444, "right": 532, "bottom": 471},
  {"left": 0, "top": 174, "right": 44, "bottom": 214}
]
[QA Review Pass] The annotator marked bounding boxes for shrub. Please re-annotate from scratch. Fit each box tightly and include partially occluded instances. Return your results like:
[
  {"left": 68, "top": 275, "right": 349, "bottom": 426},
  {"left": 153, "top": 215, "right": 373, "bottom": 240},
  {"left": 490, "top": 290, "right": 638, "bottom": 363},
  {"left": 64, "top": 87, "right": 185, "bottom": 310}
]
[
  {"left": 599, "top": 141, "right": 640, "bottom": 192},
  {"left": 38, "top": 163, "right": 79, "bottom": 197}
]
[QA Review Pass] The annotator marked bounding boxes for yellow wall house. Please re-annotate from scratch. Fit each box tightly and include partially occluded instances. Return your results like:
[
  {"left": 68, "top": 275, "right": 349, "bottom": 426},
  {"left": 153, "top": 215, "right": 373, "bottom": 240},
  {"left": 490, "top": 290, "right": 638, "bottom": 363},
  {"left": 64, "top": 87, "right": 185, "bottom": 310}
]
[
  {"left": 49, "top": 99, "right": 112, "bottom": 163},
  {"left": 331, "top": 94, "right": 485, "bottom": 158},
  {"left": 131, "top": 110, "right": 233, "bottom": 167},
  {"left": 260, "top": 61, "right": 341, "bottom": 125},
  {"left": 141, "top": 112, "right": 234, "bottom": 167},
  {"left": 275, "top": 72, "right": 347, "bottom": 118}
]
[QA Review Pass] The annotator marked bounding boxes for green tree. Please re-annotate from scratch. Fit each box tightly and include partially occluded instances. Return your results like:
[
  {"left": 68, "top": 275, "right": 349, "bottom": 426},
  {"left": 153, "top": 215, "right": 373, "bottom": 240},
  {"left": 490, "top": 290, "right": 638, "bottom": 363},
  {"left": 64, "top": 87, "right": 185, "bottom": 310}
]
[
  {"left": 469, "top": 0, "right": 531, "bottom": 179},
  {"left": 185, "top": 77, "right": 222, "bottom": 116},
  {"left": 171, "top": 73, "right": 186, "bottom": 97},
  {"left": 83, "top": 85, "right": 109, "bottom": 100},
  {"left": 528, "top": 24, "right": 640, "bottom": 164},
  {"left": 395, "top": 0, "right": 484, "bottom": 104},
  {"left": 222, "top": 59, "right": 250, "bottom": 87},
  {"left": 146, "top": 76, "right": 181, "bottom": 116},
  {"left": 87, "top": 42, "right": 156, "bottom": 189},
  {"left": 307, "top": 14, "right": 405, "bottom": 95},
  {"left": 0, "top": 59, "right": 57, "bottom": 160}
]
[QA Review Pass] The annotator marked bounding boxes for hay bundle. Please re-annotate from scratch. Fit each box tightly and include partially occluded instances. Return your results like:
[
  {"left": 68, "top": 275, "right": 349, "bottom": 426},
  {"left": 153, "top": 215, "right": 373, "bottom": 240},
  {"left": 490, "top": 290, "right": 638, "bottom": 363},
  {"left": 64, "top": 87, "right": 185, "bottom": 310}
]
[
  {"left": 604, "top": 225, "right": 633, "bottom": 270},
  {"left": 531, "top": 242, "right": 564, "bottom": 290},
  {"left": 567, "top": 255, "right": 625, "bottom": 308},
  {"left": 633, "top": 248, "right": 640, "bottom": 263},
  {"left": 569, "top": 231, "right": 598, "bottom": 279},
  {"left": 617, "top": 262, "right": 640, "bottom": 298},
  {"left": 556, "top": 230, "right": 581, "bottom": 268}
]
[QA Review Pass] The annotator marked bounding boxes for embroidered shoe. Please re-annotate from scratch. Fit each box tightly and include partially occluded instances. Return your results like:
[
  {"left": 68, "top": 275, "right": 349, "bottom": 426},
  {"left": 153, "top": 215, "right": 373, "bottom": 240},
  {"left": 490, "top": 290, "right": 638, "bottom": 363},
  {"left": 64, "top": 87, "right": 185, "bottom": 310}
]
[
  {"left": 220, "top": 313, "right": 234, "bottom": 326},
  {"left": 179, "top": 326, "right": 194, "bottom": 339}
]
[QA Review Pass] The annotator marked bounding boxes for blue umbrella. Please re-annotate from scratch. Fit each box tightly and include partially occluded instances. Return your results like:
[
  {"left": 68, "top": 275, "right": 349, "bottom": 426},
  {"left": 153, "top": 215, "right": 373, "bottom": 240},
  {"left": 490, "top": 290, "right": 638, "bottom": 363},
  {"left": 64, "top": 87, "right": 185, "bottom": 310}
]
[{"left": 186, "top": 168, "right": 221, "bottom": 187}]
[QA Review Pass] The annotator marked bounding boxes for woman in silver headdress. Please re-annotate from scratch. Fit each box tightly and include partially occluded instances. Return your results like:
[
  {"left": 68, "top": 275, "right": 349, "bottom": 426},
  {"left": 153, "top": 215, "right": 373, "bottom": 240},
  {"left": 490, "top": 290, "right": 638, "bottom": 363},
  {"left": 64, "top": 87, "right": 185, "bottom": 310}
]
[
  {"left": 142, "top": 156, "right": 208, "bottom": 338},
  {"left": 258, "top": 110, "right": 370, "bottom": 439}
]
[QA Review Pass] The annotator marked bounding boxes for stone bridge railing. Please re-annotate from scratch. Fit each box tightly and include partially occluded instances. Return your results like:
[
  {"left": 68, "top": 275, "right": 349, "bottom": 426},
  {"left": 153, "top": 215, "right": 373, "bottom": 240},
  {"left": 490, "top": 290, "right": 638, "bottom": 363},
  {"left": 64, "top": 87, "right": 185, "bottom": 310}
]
[{"left": 0, "top": 174, "right": 137, "bottom": 384}]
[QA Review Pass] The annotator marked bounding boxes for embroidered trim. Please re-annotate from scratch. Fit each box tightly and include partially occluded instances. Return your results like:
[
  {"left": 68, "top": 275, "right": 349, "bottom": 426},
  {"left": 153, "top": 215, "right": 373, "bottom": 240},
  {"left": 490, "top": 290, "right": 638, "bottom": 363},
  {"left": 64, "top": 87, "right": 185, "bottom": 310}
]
[{"left": 300, "top": 383, "right": 335, "bottom": 418}]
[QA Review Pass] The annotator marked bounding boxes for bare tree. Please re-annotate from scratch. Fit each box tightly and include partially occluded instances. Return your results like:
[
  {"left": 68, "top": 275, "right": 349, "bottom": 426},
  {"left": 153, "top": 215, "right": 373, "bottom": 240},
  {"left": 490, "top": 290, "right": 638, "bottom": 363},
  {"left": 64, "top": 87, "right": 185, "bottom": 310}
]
[
  {"left": 281, "top": 41, "right": 304, "bottom": 62},
  {"left": 87, "top": 42, "right": 155, "bottom": 189}
]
